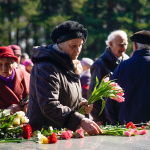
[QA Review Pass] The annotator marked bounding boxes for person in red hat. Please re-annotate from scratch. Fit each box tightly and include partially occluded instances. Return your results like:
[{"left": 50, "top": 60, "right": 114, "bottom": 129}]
[
  {"left": 24, "top": 59, "right": 33, "bottom": 74},
  {"left": 0, "top": 46, "right": 30, "bottom": 115},
  {"left": 8, "top": 45, "right": 25, "bottom": 70}
]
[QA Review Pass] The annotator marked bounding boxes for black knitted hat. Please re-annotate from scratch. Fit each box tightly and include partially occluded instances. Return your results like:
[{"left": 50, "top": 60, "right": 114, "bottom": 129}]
[
  {"left": 130, "top": 30, "right": 150, "bottom": 44},
  {"left": 50, "top": 20, "right": 88, "bottom": 44}
]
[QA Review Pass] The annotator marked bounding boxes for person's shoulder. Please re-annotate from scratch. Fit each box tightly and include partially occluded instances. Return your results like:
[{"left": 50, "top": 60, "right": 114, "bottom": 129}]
[
  {"left": 92, "top": 57, "right": 103, "bottom": 66},
  {"left": 15, "top": 68, "right": 30, "bottom": 76}
]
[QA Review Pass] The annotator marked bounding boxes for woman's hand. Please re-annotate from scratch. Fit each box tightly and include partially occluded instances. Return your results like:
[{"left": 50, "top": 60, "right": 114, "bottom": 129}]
[
  {"left": 80, "top": 118, "right": 102, "bottom": 135},
  {"left": 81, "top": 101, "right": 93, "bottom": 114},
  {"left": 7, "top": 104, "right": 22, "bottom": 115}
]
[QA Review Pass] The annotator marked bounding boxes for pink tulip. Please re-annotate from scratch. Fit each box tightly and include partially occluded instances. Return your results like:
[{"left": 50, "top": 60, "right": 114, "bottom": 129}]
[
  {"left": 104, "top": 77, "right": 109, "bottom": 83},
  {"left": 124, "top": 131, "right": 131, "bottom": 137},
  {"left": 111, "top": 95, "right": 125, "bottom": 103},
  {"left": 116, "top": 90, "right": 124, "bottom": 96},
  {"left": 76, "top": 128, "right": 84, "bottom": 138},
  {"left": 67, "top": 130, "right": 73, "bottom": 138},
  {"left": 61, "top": 131, "right": 72, "bottom": 139},
  {"left": 109, "top": 82, "right": 118, "bottom": 87},
  {"left": 139, "top": 130, "right": 147, "bottom": 135},
  {"left": 128, "top": 129, "right": 138, "bottom": 135},
  {"left": 133, "top": 130, "right": 138, "bottom": 135}
]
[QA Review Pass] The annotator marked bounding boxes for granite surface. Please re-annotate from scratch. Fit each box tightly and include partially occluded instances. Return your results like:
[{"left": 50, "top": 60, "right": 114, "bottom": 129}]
[{"left": 0, "top": 132, "right": 150, "bottom": 150}]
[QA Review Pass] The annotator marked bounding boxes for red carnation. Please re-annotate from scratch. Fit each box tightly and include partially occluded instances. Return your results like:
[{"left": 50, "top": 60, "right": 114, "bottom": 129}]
[
  {"left": 131, "top": 124, "right": 136, "bottom": 129},
  {"left": 48, "top": 132, "right": 57, "bottom": 144},
  {"left": 126, "top": 122, "right": 133, "bottom": 128},
  {"left": 146, "top": 124, "right": 148, "bottom": 126},
  {"left": 22, "top": 124, "right": 32, "bottom": 139},
  {"left": 141, "top": 125, "right": 145, "bottom": 130},
  {"left": 126, "top": 122, "right": 136, "bottom": 129}
]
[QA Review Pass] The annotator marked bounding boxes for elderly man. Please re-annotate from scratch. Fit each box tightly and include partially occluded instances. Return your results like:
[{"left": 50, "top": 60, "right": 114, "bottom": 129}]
[
  {"left": 106, "top": 30, "right": 150, "bottom": 125},
  {"left": 88, "top": 30, "right": 129, "bottom": 125}
]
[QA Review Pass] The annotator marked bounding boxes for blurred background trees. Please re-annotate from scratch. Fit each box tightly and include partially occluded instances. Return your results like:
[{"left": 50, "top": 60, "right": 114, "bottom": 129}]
[{"left": 0, "top": 0, "right": 150, "bottom": 59}]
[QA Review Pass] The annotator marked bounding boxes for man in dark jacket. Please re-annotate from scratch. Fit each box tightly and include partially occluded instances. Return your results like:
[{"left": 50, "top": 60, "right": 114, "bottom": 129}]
[
  {"left": 89, "top": 30, "right": 129, "bottom": 125},
  {"left": 27, "top": 21, "right": 102, "bottom": 135},
  {"left": 106, "top": 30, "right": 150, "bottom": 125}
]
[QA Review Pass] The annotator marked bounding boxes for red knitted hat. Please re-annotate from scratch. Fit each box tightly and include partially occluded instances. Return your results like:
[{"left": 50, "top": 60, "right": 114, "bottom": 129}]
[{"left": 0, "top": 46, "right": 18, "bottom": 62}]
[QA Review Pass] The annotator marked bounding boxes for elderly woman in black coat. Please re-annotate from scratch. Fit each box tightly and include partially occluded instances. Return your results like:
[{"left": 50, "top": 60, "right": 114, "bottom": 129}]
[{"left": 27, "top": 21, "right": 102, "bottom": 135}]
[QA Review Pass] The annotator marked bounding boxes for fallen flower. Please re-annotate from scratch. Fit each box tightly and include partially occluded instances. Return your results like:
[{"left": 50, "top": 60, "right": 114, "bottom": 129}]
[
  {"left": 139, "top": 130, "right": 147, "bottom": 135},
  {"left": 61, "top": 131, "right": 72, "bottom": 139},
  {"left": 76, "top": 128, "right": 84, "bottom": 138},
  {"left": 124, "top": 131, "right": 131, "bottom": 137},
  {"left": 126, "top": 122, "right": 136, "bottom": 129},
  {"left": 13, "top": 117, "right": 20, "bottom": 125},
  {"left": 15, "top": 111, "right": 25, "bottom": 118},
  {"left": 67, "top": 130, "right": 73, "bottom": 138},
  {"left": 20, "top": 116, "right": 29, "bottom": 124},
  {"left": 128, "top": 129, "right": 138, "bottom": 135},
  {"left": 38, "top": 133, "right": 49, "bottom": 144},
  {"left": 141, "top": 125, "right": 145, "bottom": 130},
  {"left": 22, "top": 124, "right": 32, "bottom": 139},
  {"left": 48, "top": 132, "right": 57, "bottom": 144}
]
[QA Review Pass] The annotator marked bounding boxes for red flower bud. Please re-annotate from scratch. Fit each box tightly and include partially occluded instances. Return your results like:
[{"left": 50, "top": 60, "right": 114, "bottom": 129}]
[{"left": 22, "top": 124, "right": 32, "bottom": 139}]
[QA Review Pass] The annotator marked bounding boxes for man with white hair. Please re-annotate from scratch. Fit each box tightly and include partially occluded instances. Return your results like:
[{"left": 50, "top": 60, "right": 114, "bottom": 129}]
[
  {"left": 88, "top": 30, "right": 129, "bottom": 125},
  {"left": 106, "top": 30, "right": 150, "bottom": 125},
  {"left": 80, "top": 58, "right": 94, "bottom": 99}
]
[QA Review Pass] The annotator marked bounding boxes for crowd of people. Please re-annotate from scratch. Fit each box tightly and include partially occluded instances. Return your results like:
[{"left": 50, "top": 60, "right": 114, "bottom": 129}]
[{"left": 0, "top": 20, "right": 150, "bottom": 135}]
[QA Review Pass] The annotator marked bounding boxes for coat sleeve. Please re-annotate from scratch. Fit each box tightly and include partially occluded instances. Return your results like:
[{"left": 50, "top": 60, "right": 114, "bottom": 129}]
[
  {"left": 33, "top": 63, "right": 84, "bottom": 131},
  {"left": 88, "top": 62, "right": 105, "bottom": 97}
]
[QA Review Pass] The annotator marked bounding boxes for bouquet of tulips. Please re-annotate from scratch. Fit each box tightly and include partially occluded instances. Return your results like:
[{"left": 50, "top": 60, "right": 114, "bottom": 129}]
[
  {"left": 0, "top": 109, "right": 32, "bottom": 143},
  {"left": 78, "top": 76, "right": 125, "bottom": 115}
]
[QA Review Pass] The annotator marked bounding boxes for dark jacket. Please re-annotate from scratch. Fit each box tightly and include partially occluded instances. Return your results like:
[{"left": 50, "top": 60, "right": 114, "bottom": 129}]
[
  {"left": 89, "top": 48, "right": 128, "bottom": 124},
  {"left": 80, "top": 69, "right": 91, "bottom": 99},
  {"left": 0, "top": 68, "right": 30, "bottom": 108},
  {"left": 106, "top": 49, "right": 150, "bottom": 125},
  {"left": 27, "top": 45, "right": 84, "bottom": 131}
]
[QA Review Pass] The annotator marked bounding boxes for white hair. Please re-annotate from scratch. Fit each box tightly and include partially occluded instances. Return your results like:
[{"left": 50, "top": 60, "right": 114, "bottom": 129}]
[
  {"left": 137, "top": 43, "right": 150, "bottom": 49},
  {"left": 105, "top": 30, "right": 128, "bottom": 47}
]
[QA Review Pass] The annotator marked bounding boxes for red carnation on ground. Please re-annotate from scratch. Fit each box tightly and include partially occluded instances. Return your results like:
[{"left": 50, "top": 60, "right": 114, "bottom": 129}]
[
  {"left": 126, "top": 122, "right": 136, "bottom": 129},
  {"left": 141, "top": 125, "right": 145, "bottom": 130},
  {"left": 22, "top": 124, "right": 32, "bottom": 139},
  {"left": 48, "top": 132, "right": 57, "bottom": 144}
]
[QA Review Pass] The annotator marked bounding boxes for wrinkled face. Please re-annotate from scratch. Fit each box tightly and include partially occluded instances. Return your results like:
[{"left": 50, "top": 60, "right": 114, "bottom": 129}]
[
  {"left": 59, "top": 38, "right": 83, "bottom": 60},
  {"left": 0, "top": 58, "right": 14, "bottom": 77},
  {"left": 109, "top": 35, "right": 128, "bottom": 58}
]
